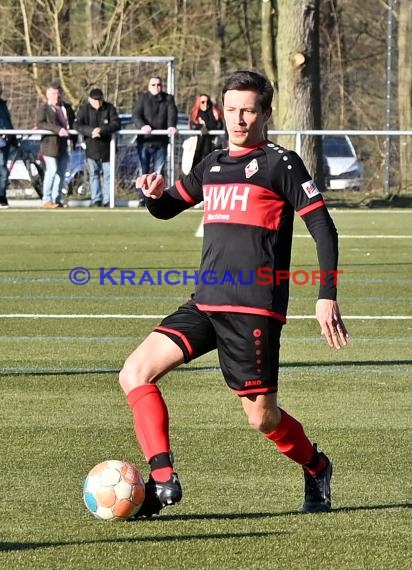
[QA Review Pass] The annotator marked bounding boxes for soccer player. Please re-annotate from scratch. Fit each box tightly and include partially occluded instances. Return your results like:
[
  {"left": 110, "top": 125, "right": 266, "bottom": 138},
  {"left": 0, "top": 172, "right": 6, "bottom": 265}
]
[{"left": 120, "top": 70, "right": 349, "bottom": 517}]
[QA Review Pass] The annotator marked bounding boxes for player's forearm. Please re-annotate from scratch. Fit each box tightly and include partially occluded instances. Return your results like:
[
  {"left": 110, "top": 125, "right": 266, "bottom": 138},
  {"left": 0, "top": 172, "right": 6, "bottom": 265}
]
[
  {"left": 304, "top": 207, "right": 339, "bottom": 300},
  {"left": 146, "top": 191, "right": 189, "bottom": 220}
]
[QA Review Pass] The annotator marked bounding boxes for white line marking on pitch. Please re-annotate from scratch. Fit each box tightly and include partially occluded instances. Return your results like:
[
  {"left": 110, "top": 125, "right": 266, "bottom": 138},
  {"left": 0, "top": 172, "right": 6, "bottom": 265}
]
[
  {"left": 0, "top": 314, "right": 411, "bottom": 320},
  {"left": 294, "top": 235, "right": 412, "bottom": 239}
]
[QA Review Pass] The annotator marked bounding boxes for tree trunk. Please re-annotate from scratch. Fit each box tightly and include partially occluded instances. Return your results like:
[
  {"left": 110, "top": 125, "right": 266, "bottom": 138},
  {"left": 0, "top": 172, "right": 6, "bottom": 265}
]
[
  {"left": 214, "top": 0, "right": 228, "bottom": 85},
  {"left": 321, "top": 0, "right": 348, "bottom": 128},
  {"left": 261, "top": 0, "right": 278, "bottom": 122},
  {"left": 238, "top": 0, "right": 257, "bottom": 68},
  {"left": 398, "top": 1, "right": 412, "bottom": 192},
  {"left": 276, "top": 0, "right": 324, "bottom": 188}
]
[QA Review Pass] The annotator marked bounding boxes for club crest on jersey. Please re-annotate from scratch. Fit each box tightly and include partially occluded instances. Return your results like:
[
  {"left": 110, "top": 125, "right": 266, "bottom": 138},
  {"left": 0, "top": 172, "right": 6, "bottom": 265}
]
[
  {"left": 301, "top": 179, "right": 320, "bottom": 198},
  {"left": 245, "top": 158, "right": 259, "bottom": 179}
]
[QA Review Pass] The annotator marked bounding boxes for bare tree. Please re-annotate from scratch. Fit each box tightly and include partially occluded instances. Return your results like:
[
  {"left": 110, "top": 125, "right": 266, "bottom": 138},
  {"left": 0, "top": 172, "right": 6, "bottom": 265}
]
[
  {"left": 261, "top": 0, "right": 278, "bottom": 120},
  {"left": 238, "top": 0, "right": 258, "bottom": 68},
  {"left": 398, "top": 0, "right": 412, "bottom": 191},
  {"left": 320, "top": 0, "right": 348, "bottom": 128},
  {"left": 276, "top": 0, "right": 324, "bottom": 187}
]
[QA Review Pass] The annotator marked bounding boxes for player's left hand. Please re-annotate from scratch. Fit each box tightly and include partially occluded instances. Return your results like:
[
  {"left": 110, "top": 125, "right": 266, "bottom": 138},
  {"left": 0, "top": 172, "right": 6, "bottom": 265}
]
[
  {"left": 136, "top": 173, "right": 165, "bottom": 199},
  {"left": 316, "top": 299, "right": 349, "bottom": 349}
]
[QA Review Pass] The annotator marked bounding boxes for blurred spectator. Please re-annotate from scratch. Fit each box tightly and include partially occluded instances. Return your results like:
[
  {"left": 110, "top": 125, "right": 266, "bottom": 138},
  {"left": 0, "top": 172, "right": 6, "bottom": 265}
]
[
  {"left": 36, "top": 80, "right": 76, "bottom": 208},
  {"left": 132, "top": 76, "right": 177, "bottom": 205},
  {"left": 0, "top": 85, "right": 17, "bottom": 208},
  {"left": 182, "top": 94, "right": 223, "bottom": 174},
  {"left": 75, "top": 88, "right": 120, "bottom": 207}
]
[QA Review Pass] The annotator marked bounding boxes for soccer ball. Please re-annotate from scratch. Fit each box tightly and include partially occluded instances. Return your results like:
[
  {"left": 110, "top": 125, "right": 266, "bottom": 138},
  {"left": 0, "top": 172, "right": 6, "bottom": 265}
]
[{"left": 83, "top": 460, "right": 145, "bottom": 521}]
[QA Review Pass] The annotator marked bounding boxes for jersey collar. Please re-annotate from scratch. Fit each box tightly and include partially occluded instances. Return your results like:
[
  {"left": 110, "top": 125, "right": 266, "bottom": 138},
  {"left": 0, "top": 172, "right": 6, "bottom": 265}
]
[{"left": 228, "top": 139, "right": 269, "bottom": 158}]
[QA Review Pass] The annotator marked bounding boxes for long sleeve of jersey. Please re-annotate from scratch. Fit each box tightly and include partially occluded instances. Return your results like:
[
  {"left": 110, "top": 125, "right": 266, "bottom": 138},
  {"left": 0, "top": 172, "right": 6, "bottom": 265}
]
[
  {"left": 146, "top": 192, "right": 191, "bottom": 219},
  {"left": 269, "top": 149, "right": 339, "bottom": 301},
  {"left": 302, "top": 206, "right": 339, "bottom": 300}
]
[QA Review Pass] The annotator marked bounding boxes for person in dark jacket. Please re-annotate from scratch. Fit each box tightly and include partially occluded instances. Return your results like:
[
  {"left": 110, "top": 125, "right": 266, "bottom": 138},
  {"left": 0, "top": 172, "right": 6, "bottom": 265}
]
[
  {"left": 0, "top": 86, "right": 16, "bottom": 208},
  {"left": 36, "top": 80, "right": 76, "bottom": 208},
  {"left": 182, "top": 94, "right": 224, "bottom": 175},
  {"left": 75, "top": 88, "right": 120, "bottom": 207},
  {"left": 188, "top": 94, "right": 223, "bottom": 168},
  {"left": 132, "top": 77, "right": 177, "bottom": 205}
]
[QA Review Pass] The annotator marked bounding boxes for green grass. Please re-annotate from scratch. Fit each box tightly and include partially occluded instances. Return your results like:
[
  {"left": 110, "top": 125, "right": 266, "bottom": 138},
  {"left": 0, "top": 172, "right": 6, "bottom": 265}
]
[{"left": 0, "top": 208, "right": 411, "bottom": 569}]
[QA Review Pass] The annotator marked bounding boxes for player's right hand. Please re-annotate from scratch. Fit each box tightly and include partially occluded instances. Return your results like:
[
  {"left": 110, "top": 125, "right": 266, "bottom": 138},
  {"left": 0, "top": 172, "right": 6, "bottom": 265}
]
[{"left": 136, "top": 173, "right": 165, "bottom": 199}]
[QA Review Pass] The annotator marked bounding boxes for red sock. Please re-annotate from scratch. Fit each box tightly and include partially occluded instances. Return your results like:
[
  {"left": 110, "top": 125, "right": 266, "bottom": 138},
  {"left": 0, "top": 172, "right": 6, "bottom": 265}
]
[
  {"left": 264, "top": 409, "right": 317, "bottom": 467},
  {"left": 126, "top": 384, "right": 173, "bottom": 482}
]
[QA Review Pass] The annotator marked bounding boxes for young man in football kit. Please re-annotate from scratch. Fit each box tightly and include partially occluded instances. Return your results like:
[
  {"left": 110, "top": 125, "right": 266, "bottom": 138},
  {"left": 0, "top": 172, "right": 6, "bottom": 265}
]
[{"left": 119, "top": 70, "right": 349, "bottom": 518}]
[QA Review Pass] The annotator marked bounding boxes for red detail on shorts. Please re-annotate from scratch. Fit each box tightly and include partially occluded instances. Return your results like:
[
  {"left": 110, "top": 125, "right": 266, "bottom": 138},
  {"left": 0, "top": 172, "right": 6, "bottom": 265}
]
[
  {"left": 176, "top": 180, "right": 196, "bottom": 205},
  {"left": 244, "top": 379, "right": 262, "bottom": 387},
  {"left": 297, "top": 200, "right": 325, "bottom": 217},
  {"left": 195, "top": 303, "right": 287, "bottom": 323},
  {"left": 253, "top": 329, "right": 262, "bottom": 338},
  {"left": 255, "top": 340, "right": 261, "bottom": 346},
  {"left": 155, "top": 325, "right": 194, "bottom": 358},
  {"left": 256, "top": 350, "right": 261, "bottom": 355},
  {"left": 233, "top": 386, "right": 278, "bottom": 396}
]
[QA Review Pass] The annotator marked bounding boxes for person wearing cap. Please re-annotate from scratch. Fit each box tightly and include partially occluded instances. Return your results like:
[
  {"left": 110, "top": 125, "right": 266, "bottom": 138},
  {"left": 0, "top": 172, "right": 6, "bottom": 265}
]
[
  {"left": 75, "top": 88, "right": 120, "bottom": 207},
  {"left": 36, "top": 80, "right": 76, "bottom": 208}
]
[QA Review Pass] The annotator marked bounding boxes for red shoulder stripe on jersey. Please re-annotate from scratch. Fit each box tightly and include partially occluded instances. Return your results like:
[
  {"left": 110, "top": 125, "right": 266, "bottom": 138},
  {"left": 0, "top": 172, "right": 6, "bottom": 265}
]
[
  {"left": 233, "top": 386, "right": 278, "bottom": 396},
  {"left": 155, "top": 325, "right": 194, "bottom": 357},
  {"left": 195, "top": 303, "right": 287, "bottom": 323},
  {"left": 297, "top": 200, "right": 325, "bottom": 217},
  {"left": 175, "top": 180, "right": 196, "bottom": 206}
]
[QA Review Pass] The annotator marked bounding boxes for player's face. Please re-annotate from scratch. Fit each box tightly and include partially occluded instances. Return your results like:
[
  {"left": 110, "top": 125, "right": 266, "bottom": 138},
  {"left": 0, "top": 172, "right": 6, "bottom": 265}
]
[{"left": 223, "top": 89, "right": 271, "bottom": 150}]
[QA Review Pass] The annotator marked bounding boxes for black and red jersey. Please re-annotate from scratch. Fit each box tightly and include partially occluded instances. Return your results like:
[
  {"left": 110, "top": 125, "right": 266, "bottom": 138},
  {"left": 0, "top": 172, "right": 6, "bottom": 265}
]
[{"left": 147, "top": 140, "right": 338, "bottom": 322}]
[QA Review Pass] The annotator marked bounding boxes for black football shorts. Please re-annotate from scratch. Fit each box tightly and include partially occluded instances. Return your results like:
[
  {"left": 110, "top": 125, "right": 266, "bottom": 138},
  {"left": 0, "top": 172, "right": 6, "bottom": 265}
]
[{"left": 154, "top": 299, "right": 283, "bottom": 396}]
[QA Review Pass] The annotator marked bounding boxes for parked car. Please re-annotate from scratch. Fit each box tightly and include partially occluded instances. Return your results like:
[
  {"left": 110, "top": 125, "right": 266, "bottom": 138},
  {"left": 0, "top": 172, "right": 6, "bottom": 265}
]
[
  {"left": 7, "top": 134, "right": 44, "bottom": 197},
  {"left": 7, "top": 133, "right": 88, "bottom": 198},
  {"left": 6, "top": 112, "right": 209, "bottom": 198},
  {"left": 63, "top": 114, "right": 140, "bottom": 197},
  {"left": 322, "top": 135, "right": 364, "bottom": 190},
  {"left": 6, "top": 116, "right": 140, "bottom": 199},
  {"left": 63, "top": 144, "right": 88, "bottom": 197}
]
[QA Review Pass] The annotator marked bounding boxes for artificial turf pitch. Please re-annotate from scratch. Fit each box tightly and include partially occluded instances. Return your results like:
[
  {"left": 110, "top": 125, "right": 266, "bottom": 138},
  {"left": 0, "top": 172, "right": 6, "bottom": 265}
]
[{"left": 0, "top": 208, "right": 411, "bottom": 569}]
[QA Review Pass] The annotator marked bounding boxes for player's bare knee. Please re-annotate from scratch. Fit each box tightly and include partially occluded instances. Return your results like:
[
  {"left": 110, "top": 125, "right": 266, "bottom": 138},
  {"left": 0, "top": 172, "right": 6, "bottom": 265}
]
[
  {"left": 118, "top": 358, "right": 151, "bottom": 394},
  {"left": 246, "top": 412, "right": 269, "bottom": 433},
  {"left": 246, "top": 409, "right": 281, "bottom": 433}
]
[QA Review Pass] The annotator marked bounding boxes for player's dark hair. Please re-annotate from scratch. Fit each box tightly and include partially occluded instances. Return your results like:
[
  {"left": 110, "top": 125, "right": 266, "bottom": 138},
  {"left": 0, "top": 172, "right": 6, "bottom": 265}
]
[{"left": 222, "top": 70, "right": 274, "bottom": 112}]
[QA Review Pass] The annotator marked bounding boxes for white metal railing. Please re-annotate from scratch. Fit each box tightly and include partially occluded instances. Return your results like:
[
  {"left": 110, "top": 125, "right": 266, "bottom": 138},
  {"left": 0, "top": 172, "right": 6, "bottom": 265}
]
[{"left": 2, "top": 128, "right": 412, "bottom": 206}]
